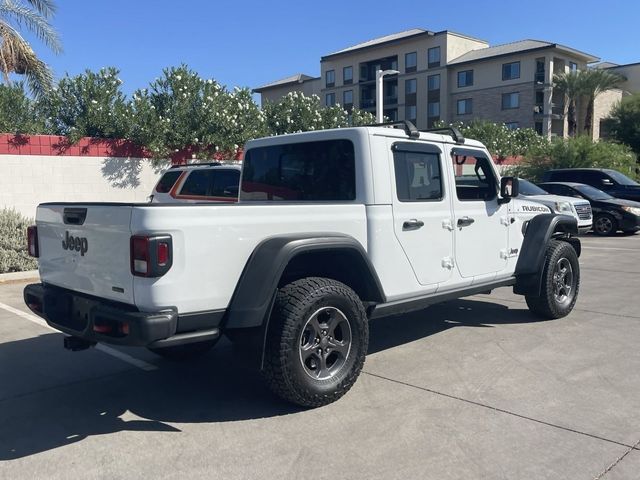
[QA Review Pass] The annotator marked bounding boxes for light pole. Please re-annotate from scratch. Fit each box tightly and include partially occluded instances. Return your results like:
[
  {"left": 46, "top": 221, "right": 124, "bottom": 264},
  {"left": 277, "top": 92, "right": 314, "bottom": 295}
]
[{"left": 376, "top": 68, "right": 399, "bottom": 123}]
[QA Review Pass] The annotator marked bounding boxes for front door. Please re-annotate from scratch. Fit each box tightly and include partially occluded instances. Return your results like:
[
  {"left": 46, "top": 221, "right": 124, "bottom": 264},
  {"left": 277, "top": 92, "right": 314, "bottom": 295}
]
[
  {"left": 390, "top": 141, "right": 454, "bottom": 286},
  {"left": 447, "top": 147, "right": 509, "bottom": 278}
]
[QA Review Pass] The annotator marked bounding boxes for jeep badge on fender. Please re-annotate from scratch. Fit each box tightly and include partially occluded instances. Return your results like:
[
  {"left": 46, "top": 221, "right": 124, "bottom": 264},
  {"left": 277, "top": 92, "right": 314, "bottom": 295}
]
[{"left": 62, "top": 231, "right": 88, "bottom": 256}]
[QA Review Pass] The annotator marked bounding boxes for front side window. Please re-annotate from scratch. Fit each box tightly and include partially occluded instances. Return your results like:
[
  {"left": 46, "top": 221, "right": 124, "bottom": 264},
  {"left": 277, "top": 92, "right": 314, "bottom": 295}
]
[
  {"left": 451, "top": 151, "right": 497, "bottom": 201},
  {"left": 241, "top": 140, "right": 355, "bottom": 201},
  {"left": 405, "top": 78, "right": 417, "bottom": 95},
  {"left": 326, "top": 70, "right": 335, "bottom": 87},
  {"left": 457, "top": 70, "right": 474, "bottom": 87},
  {"left": 405, "top": 52, "right": 417, "bottom": 73},
  {"left": 393, "top": 150, "right": 442, "bottom": 202},
  {"left": 428, "top": 74, "right": 440, "bottom": 91},
  {"left": 502, "top": 61, "right": 520, "bottom": 80},
  {"left": 428, "top": 47, "right": 441, "bottom": 68},
  {"left": 457, "top": 98, "right": 473, "bottom": 115},
  {"left": 343, "top": 66, "right": 353, "bottom": 84},
  {"left": 502, "top": 92, "right": 520, "bottom": 109},
  {"left": 325, "top": 93, "right": 336, "bottom": 106}
]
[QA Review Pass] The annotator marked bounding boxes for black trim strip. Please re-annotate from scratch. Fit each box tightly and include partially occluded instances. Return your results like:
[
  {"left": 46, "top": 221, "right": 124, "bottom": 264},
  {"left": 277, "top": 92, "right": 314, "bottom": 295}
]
[{"left": 370, "top": 278, "right": 516, "bottom": 319}]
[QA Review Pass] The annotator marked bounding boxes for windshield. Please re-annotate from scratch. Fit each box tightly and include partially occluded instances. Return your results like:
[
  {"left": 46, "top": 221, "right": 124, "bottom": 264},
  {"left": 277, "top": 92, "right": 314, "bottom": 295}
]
[
  {"left": 518, "top": 179, "right": 548, "bottom": 196},
  {"left": 574, "top": 184, "right": 613, "bottom": 201},
  {"left": 606, "top": 170, "right": 640, "bottom": 186}
]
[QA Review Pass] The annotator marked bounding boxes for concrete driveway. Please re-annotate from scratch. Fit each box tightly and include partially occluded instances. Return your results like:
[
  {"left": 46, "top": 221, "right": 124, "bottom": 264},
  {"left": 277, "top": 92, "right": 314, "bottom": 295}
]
[{"left": 0, "top": 234, "right": 639, "bottom": 479}]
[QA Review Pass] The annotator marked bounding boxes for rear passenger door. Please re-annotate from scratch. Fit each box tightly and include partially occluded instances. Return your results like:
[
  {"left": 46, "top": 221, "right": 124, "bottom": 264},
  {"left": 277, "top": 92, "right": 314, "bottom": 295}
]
[{"left": 390, "top": 142, "right": 454, "bottom": 286}]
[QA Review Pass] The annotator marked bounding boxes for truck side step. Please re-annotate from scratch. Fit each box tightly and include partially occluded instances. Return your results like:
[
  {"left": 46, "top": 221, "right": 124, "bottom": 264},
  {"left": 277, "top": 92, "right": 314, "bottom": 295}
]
[{"left": 147, "top": 328, "right": 220, "bottom": 349}]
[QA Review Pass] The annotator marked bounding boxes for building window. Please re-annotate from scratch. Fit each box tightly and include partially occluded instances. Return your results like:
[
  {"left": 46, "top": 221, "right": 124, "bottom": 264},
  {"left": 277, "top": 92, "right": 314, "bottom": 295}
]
[
  {"left": 457, "top": 98, "right": 472, "bottom": 115},
  {"left": 405, "top": 78, "right": 417, "bottom": 95},
  {"left": 502, "top": 92, "right": 520, "bottom": 110},
  {"left": 343, "top": 90, "right": 353, "bottom": 107},
  {"left": 427, "top": 74, "right": 440, "bottom": 91},
  {"left": 502, "top": 61, "right": 520, "bottom": 81},
  {"left": 505, "top": 122, "right": 519, "bottom": 130},
  {"left": 405, "top": 105, "right": 417, "bottom": 122},
  {"left": 428, "top": 46, "right": 441, "bottom": 68},
  {"left": 570, "top": 62, "right": 578, "bottom": 72},
  {"left": 535, "top": 121, "right": 543, "bottom": 135},
  {"left": 405, "top": 52, "right": 417, "bottom": 73},
  {"left": 427, "top": 101, "right": 440, "bottom": 117},
  {"left": 326, "top": 70, "right": 335, "bottom": 88},
  {"left": 325, "top": 92, "right": 335, "bottom": 106},
  {"left": 343, "top": 66, "right": 353, "bottom": 84},
  {"left": 457, "top": 70, "right": 474, "bottom": 88}
]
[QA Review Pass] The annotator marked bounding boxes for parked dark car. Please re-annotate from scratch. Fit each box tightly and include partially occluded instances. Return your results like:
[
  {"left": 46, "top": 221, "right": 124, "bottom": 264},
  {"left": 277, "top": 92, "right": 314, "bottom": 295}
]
[
  {"left": 541, "top": 168, "right": 640, "bottom": 202},
  {"left": 538, "top": 182, "right": 640, "bottom": 235}
]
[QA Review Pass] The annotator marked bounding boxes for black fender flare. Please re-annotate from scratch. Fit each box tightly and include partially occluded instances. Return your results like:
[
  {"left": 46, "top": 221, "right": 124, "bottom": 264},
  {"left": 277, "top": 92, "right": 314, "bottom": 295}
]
[
  {"left": 514, "top": 214, "right": 580, "bottom": 295},
  {"left": 224, "top": 233, "right": 385, "bottom": 331}
]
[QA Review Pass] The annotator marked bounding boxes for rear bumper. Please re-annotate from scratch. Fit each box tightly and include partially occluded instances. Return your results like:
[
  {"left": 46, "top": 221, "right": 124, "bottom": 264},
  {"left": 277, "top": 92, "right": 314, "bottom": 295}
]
[{"left": 24, "top": 283, "right": 220, "bottom": 347}]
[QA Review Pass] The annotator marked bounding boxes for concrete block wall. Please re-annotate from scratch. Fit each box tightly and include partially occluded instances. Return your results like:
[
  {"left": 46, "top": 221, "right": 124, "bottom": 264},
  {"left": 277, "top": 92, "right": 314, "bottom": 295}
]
[{"left": 0, "top": 135, "right": 161, "bottom": 219}]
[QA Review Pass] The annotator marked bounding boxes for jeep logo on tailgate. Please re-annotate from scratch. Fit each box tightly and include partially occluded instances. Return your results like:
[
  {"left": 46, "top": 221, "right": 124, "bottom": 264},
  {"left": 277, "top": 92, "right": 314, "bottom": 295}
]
[{"left": 62, "top": 231, "right": 88, "bottom": 256}]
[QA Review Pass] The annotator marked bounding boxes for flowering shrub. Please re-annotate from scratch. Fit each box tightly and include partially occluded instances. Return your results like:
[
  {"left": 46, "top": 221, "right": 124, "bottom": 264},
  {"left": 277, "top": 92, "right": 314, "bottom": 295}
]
[
  {"left": 0, "top": 83, "right": 48, "bottom": 134},
  {"left": 0, "top": 208, "right": 37, "bottom": 273}
]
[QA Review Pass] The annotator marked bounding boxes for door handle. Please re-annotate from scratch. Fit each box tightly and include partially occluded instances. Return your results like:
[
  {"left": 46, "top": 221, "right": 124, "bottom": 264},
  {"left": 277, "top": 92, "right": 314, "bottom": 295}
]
[
  {"left": 403, "top": 219, "right": 425, "bottom": 230},
  {"left": 457, "top": 216, "right": 475, "bottom": 227}
]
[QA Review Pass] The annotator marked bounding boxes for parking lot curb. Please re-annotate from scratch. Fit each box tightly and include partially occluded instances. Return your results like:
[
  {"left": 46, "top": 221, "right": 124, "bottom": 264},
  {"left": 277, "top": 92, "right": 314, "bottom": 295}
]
[{"left": 0, "top": 270, "right": 39, "bottom": 284}]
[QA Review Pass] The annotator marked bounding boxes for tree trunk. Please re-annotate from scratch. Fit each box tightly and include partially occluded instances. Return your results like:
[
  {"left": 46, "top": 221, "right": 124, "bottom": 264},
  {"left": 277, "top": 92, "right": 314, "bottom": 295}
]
[
  {"left": 567, "top": 99, "right": 577, "bottom": 137},
  {"left": 584, "top": 95, "right": 595, "bottom": 138}
]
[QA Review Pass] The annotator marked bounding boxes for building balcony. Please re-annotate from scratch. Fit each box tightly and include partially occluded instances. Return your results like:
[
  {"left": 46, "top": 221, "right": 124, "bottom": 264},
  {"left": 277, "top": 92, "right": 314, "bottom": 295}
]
[
  {"left": 534, "top": 103, "right": 565, "bottom": 119},
  {"left": 360, "top": 97, "right": 398, "bottom": 110}
]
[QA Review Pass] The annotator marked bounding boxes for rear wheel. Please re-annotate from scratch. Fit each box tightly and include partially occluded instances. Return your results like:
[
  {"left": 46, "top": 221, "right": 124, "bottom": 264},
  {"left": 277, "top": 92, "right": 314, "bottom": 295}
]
[
  {"left": 148, "top": 339, "right": 218, "bottom": 360},
  {"left": 593, "top": 213, "right": 617, "bottom": 236},
  {"left": 263, "top": 277, "right": 368, "bottom": 408},
  {"left": 525, "top": 240, "right": 580, "bottom": 319}
]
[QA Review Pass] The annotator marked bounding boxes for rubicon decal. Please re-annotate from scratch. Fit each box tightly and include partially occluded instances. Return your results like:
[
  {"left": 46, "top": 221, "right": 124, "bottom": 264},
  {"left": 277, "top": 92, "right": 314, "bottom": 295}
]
[
  {"left": 62, "top": 231, "right": 88, "bottom": 256},
  {"left": 521, "top": 205, "right": 549, "bottom": 213}
]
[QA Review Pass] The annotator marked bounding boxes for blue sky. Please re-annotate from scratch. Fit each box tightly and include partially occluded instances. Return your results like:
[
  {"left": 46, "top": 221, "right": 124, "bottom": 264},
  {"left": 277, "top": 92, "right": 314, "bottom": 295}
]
[{"left": 29, "top": 0, "right": 640, "bottom": 97}]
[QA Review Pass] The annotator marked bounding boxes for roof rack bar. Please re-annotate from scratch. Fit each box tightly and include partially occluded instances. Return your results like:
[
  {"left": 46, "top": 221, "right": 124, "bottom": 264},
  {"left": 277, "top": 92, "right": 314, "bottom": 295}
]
[
  {"left": 419, "top": 127, "right": 465, "bottom": 144},
  {"left": 364, "top": 120, "right": 420, "bottom": 139},
  {"left": 170, "top": 161, "right": 223, "bottom": 169}
]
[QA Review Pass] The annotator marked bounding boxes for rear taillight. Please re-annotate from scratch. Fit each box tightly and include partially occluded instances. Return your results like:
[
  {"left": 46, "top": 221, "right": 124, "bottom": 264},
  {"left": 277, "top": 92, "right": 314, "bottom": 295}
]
[
  {"left": 130, "top": 235, "right": 173, "bottom": 277},
  {"left": 27, "top": 226, "right": 39, "bottom": 257}
]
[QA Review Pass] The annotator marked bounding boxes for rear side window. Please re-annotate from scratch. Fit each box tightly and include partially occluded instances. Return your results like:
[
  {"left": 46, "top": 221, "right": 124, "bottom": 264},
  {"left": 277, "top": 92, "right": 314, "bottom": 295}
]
[
  {"left": 241, "top": 140, "right": 355, "bottom": 201},
  {"left": 155, "top": 170, "right": 182, "bottom": 193},
  {"left": 393, "top": 150, "right": 442, "bottom": 201},
  {"left": 180, "top": 170, "right": 213, "bottom": 196},
  {"left": 211, "top": 170, "right": 240, "bottom": 197}
]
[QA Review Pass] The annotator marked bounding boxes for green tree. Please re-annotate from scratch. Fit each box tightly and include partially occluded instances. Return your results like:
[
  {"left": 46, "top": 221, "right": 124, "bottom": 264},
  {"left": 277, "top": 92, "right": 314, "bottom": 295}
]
[
  {"left": 40, "top": 67, "right": 131, "bottom": 143},
  {"left": 435, "top": 120, "right": 548, "bottom": 159},
  {"left": 0, "top": 0, "right": 61, "bottom": 98},
  {"left": 581, "top": 69, "right": 624, "bottom": 135},
  {"left": 262, "top": 91, "right": 376, "bottom": 136},
  {"left": 607, "top": 93, "right": 640, "bottom": 155},
  {"left": 512, "top": 135, "right": 637, "bottom": 182},
  {"left": 553, "top": 71, "right": 582, "bottom": 137},
  {"left": 128, "top": 65, "right": 265, "bottom": 166},
  {"left": 0, "top": 81, "right": 47, "bottom": 133}
]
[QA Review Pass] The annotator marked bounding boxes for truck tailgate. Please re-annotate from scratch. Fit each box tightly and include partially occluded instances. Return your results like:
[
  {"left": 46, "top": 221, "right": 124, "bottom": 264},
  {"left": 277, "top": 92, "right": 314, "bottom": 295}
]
[{"left": 36, "top": 204, "right": 135, "bottom": 304}]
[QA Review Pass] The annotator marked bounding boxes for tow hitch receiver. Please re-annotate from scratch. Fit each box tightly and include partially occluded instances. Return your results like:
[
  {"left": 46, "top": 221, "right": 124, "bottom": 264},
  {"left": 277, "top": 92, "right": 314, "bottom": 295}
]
[{"left": 63, "top": 336, "right": 97, "bottom": 351}]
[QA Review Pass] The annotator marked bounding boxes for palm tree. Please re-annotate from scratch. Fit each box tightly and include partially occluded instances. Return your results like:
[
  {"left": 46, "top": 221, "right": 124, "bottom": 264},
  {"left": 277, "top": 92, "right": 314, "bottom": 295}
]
[
  {"left": 580, "top": 68, "right": 624, "bottom": 136},
  {"left": 553, "top": 71, "right": 582, "bottom": 137},
  {"left": 0, "top": 0, "right": 61, "bottom": 98}
]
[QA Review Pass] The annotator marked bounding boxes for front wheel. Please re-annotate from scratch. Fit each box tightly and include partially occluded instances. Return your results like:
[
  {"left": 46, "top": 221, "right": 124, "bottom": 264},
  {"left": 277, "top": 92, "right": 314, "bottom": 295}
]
[
  {"left": 263, "top": 277, "right": 368, "bottom": 408},
  {"left": 525, "top": 240, "right": 580, "bottom": 319},
  {"left": 593, "top": 213, "right": 617, "bottom": 236}
]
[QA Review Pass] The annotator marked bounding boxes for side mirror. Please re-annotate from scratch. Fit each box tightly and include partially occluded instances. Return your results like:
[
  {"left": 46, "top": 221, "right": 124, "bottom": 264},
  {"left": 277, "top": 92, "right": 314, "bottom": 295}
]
[{"left": 499, "top": 176, "right": 519, "bottom": 204}]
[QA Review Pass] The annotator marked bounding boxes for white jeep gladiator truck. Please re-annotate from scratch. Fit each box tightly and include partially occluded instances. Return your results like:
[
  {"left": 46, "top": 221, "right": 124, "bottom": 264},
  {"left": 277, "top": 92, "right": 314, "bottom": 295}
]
[{"left": 24, "top": 122, "right": 581, "bottom": 407}]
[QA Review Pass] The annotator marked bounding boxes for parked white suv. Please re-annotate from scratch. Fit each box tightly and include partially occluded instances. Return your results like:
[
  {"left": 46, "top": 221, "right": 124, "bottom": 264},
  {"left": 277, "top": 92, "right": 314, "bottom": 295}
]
[
  {"left": 150, "top": 163, "right": 241, "bottom": 203},
  {"left": 24, "top": 122, "right": 581, "bottom": 408},
  {"left": 518, "top": 179, "right": 592, "bottom": 234}
]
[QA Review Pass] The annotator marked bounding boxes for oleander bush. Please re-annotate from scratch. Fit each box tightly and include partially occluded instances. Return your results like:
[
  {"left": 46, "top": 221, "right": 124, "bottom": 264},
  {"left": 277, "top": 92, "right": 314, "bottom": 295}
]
[{"left": 0, "top": 208, "right": 37, "bottom": 273}]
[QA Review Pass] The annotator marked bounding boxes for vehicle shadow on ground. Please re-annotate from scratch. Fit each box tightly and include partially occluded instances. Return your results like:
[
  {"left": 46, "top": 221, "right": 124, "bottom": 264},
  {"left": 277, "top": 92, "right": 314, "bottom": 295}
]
[{"left": 0, "top": 298, "right": 540, "bottom": 460}]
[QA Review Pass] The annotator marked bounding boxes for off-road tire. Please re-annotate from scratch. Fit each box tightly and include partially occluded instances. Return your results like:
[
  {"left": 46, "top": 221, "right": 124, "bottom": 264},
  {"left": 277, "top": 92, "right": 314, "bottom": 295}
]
[
  {"left": 525, "top": 240, "right": 580, "bottom": 319},
  {"left": 263, "top": 277, "right": 368, "bottom": 408},
  {"left": 593, "top": 213, "right": 617, "bottom": 236},
  {"left": 148, "top": 338, "right": 218, "bottom": 360}
]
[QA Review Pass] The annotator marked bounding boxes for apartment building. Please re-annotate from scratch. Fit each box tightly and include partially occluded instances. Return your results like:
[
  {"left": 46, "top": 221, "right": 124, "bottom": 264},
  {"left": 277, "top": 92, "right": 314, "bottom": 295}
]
[{"left": 253, "top": 28, "right": 631, "bottom": 138}]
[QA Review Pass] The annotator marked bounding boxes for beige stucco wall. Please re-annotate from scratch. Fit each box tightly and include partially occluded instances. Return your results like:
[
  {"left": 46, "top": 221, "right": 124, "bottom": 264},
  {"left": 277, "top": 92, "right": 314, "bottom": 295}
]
[
  {"left": 258, "top": 78, "right": 321, "bottom": 104},
  {"left": 592, "top": 89, "right": 623, "bottom": 139},
  {"left": 0, "top": 155, "right": 161, "bottom": 218},
  {"left": 609, "top": 64, "right": 640, "bottom": 94}
]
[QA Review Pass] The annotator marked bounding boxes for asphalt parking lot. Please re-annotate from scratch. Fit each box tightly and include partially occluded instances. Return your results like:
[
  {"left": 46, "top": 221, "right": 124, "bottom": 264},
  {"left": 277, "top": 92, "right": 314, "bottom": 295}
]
[{"left": 1, "top": 234, "right": 639, "bottom": 479}]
